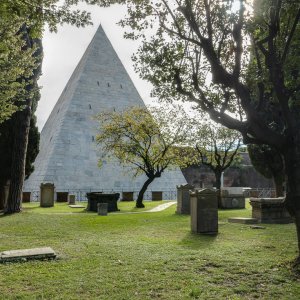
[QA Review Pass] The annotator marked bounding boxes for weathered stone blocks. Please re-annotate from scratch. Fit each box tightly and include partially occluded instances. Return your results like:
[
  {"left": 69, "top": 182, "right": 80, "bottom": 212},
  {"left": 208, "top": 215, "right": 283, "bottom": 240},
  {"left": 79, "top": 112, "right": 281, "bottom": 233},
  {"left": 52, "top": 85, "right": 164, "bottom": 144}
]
[
  {"left": 220, "top": 187, "right": 246, "bottom": 209},
  {"left": 249, "top": 197, "right": 293, "bottom": 224}
]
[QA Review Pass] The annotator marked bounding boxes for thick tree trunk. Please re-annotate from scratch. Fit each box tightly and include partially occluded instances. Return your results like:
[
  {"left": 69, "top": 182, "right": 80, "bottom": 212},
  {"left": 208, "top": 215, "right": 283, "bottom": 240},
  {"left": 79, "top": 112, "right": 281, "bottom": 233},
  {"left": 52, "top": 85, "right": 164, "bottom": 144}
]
[
  {"left": 136, "top": 177, "right": 155, "bottom": 208},
  {"left": 0, "top": 185, "right": 4, "bottom": 211},
  {"left": 4, "top": 27, "right": 41, "bottom": 214},
  {"left": 273, "top": 174, "right": 284, "bottom": 197},
  {"left": 4, "top": 106, "right": 31, "bottom": 214},
  {"left": 0, "top": 180, "right": 10, "bottom": 210},
  {"left": 283, "top": 142, "right": 300, "bottom": 264}
]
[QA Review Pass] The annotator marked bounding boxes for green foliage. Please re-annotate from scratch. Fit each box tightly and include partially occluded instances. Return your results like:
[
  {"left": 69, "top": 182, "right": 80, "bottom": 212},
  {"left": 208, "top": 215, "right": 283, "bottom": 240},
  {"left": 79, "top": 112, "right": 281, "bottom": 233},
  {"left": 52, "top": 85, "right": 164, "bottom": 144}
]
[
  {"left": 180, "top": 119, "right": 242, "bottom": 174},
  {"left": 248, "top": 143, "right": 285, "bottom": 196},
  {"left": 95, "top": 0, "right": 300, "bottom": 152},
  {"left": 248, "top": 144, "right": 283, "bottom": 180},
  {"left": 0, "top": 0, "right": 93, "bottom": 123},
  {"left": 96, "top": 106, "right": 189, "bottom": 178}
]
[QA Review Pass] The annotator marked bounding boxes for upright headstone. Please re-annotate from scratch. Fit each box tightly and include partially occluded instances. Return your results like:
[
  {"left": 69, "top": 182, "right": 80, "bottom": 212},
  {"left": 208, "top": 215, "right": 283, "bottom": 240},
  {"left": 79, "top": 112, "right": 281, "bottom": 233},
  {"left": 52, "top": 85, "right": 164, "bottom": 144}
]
[
  {"left": 68, "top": 194, "right": 76, "bottom": 205},
  {"left": 40, "top": 183, "right": 55, "bottom": 207},
  {"left": 177, "top": 184, "right": 194, "bottom": 214},
  {"left": 190, "top": 189, "right": 218, "bottom": 235},
  {"left": 97, "top": 203, "right": 108, "bottom": 216}
]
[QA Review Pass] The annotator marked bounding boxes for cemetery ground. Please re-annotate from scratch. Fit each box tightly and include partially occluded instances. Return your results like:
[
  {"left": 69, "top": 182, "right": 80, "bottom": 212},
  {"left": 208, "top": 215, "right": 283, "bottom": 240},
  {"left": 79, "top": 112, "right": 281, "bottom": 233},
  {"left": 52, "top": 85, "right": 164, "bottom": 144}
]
[{"left": 0, "top": 201, "right": 299, "bottom": 300}]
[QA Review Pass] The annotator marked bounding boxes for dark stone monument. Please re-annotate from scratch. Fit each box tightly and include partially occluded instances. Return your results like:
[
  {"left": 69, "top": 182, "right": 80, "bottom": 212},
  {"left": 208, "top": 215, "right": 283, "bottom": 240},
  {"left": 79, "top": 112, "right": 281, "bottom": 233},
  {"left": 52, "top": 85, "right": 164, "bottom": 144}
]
[
  {"left": 122, "top": 192, "right": 134, "bottom": 201},
  {"left": 190, "top": 189, "right": 218, "bottom": 235},
  {"left": 249, "top": 197, "right": 293, "bottom": 224},
  {"left": 86, "top": 192, "right": 120, "bottom": 212},
  {"left": 56, "top": 192, "right": 68, "bottom": 202},
  {"left": 97, "top": 203, "right": 108, "bottom": 216},
  {"left": 152, "top": 191, "right": 162, "bottom": 201},
  {"left": 176, "top": 184, "right": 194, "bottom": 214},
  {"left": 22, "top": 192, "right": 31, "bottom": 203}
]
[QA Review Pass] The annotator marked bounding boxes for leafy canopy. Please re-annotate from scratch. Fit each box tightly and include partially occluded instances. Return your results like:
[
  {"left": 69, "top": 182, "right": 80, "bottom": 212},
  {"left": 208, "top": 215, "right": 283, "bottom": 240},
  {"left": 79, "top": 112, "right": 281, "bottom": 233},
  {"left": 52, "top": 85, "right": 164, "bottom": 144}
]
[
  {"left": 96, "top": 106, "right": 190, "bottom": 178},
  {"left": 0, "top": 0, "right": 93, "bottom": 123}
]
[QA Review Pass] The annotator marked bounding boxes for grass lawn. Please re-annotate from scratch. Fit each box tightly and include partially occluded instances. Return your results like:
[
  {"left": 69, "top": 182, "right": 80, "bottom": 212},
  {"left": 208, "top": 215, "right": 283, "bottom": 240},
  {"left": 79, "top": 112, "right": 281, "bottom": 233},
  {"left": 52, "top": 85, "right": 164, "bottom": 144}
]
[{"left": 0, "top": 200, "right": 299, "bottom": 299}]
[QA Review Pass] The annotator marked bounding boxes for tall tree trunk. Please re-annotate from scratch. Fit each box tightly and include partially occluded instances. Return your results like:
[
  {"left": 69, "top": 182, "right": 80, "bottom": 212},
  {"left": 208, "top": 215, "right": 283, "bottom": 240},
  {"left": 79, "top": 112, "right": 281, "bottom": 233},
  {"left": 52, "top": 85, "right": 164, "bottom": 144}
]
[
  {"left": 4, "top": 107, "right": 32, "bottom": 214},
  {"left": 214, "top": 170, "right": 222, "bottom": 208},
  {"left": 283, "top": 142, "right": 300, "bottom": 264},
  {"left": 136, "top": 176, "right": 155, "bottom": 208},
  {"left": 0, "top": 183, "right": 4, "bottom": 211},
  {"left": 273, "top": 174, "right": 284, "bottom": 197},
  {"left": 4, "top": 26, "right": 36, "bottom": 214}
]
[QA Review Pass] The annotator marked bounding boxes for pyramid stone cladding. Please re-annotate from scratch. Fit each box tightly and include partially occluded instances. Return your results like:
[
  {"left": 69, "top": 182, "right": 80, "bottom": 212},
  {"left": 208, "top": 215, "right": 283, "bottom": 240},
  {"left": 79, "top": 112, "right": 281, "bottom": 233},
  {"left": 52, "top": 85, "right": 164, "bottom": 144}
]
[{"left": 24, "top": 25, "right": 187, "bottom": 199}]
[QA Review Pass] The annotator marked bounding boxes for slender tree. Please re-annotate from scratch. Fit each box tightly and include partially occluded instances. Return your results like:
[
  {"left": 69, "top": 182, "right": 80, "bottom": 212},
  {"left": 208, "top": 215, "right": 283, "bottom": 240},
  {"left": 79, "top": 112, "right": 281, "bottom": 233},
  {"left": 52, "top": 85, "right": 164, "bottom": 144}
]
[
  {"left": 195, "top": 125, "right": 241, "bottom": 206},
  {"left": 96, "top": 106, "right": 189, "bottom": 208}
]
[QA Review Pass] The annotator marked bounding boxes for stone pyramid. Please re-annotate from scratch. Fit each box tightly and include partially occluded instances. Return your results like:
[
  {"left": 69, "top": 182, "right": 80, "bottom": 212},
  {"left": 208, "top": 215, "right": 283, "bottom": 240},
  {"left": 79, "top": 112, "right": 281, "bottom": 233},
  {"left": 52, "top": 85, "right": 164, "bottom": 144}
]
[{"left": 24, "top": 25, "right": 186, "bottom": 199}]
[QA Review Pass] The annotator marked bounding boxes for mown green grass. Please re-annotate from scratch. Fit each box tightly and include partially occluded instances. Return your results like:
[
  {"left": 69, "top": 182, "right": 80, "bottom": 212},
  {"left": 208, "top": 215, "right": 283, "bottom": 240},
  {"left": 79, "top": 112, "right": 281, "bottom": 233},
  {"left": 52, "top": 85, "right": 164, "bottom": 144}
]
[
  {"left": 21, "top": 200, "right": 165, "bottom": 214},
  {"left": 0, "top": 201, "right": 299, "bottom": 299}
]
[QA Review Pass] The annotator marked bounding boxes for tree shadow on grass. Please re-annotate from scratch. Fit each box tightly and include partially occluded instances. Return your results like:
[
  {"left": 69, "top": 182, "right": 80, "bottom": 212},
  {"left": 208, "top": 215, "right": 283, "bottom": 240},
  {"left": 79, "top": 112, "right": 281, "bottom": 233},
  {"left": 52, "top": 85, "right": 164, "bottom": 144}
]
[{"left": 179, "top": 232, "right": 218, "bottom": 250}]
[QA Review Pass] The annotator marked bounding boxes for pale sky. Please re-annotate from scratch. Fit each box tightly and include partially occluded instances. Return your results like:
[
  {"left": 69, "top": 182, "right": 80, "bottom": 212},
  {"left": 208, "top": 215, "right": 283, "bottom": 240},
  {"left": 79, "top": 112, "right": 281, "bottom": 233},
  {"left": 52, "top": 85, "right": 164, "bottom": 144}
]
[{"left": 37, "top": 4, "right": 153, "bottom": 130}]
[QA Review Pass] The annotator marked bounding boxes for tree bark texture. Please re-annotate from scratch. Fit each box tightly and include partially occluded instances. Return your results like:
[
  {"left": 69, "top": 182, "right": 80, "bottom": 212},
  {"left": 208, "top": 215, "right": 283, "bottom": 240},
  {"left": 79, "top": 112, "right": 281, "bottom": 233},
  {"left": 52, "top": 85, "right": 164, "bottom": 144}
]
[
  {"left": 4, "top": 107, "right": 32, "bottom": 213},
  {"left": 283, "top": 138, "right": 300, "bottom": 261},
  {"left": 273, "top": 175, "right": 284, "bottom": 197},
  {"left": 4, "top": 26, "right": 38, "bottom": 214},
  {"left": 136, "top": 176, "right": 155, "bottom": 208}
]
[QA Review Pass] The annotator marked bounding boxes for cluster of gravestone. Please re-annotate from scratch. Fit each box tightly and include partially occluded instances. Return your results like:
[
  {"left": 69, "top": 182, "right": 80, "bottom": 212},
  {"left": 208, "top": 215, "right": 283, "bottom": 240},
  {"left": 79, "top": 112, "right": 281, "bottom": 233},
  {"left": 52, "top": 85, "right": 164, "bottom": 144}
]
[{"left": 176, "top": 184, "right": 293, "bottom": 235}]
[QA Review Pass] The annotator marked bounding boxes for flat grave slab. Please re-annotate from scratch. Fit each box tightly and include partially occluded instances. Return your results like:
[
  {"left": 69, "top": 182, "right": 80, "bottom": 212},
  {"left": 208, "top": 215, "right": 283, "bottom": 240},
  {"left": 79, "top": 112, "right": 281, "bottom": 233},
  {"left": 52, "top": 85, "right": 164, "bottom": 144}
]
[
  {"left": 228, "top": 217, "right": 258, "bottom": 224},
  {"left": 69, "top": 205, "right": 85, "bottom": 208},
  {"left": 250, "top": 225, "right": 266, "bottom": 229},
  {"left": 0, "top": 247, "right": 56, "bottom": 263}
]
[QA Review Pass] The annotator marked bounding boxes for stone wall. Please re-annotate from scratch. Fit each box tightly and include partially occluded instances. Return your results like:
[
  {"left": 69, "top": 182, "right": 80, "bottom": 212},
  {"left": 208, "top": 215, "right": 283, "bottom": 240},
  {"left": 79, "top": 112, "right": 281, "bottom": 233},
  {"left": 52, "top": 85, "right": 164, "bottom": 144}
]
[{"left": 181, "top": 164, "right": 273, "bottom": 189}]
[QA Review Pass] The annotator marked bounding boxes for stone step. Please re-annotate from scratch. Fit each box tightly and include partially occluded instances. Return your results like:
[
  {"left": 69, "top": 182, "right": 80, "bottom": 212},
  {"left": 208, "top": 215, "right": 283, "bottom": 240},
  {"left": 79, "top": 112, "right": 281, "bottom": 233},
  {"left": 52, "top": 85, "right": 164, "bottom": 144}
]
[
  {"left": 69, "top": 205, "right": 85, "bottom": 208},
  {"left": 228, "top": 217, "right": 258, "bottom": 224},
  {"left": 0, "top": 247, "right": 56, "bottom": 263}
]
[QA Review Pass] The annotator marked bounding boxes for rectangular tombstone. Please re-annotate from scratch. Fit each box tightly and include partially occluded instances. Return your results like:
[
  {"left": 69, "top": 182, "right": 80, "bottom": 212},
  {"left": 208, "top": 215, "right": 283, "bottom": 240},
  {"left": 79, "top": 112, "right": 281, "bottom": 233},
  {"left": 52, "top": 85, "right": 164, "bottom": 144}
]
[
  {"left": 97, "top": 203, "right": 108, "bottom": 216},
  {"left": 250, "top": 197, "right": 293, "bottom": 224},
  {"left": 152, "top": 191, "right": 162, "bottom": 201},
  {"left": 122, "top": 192, "right": 134, "bottom": 201},
  {"left": 190, "top": 189, "right": 218, "bottom": 235},
  {"left": 68, "top": 194, "right": 76, "bottom": 205},
  {"left": 177, "top": 184, "right": 194, "bottom": 214},
  {"left": 56, "top": 192, "right": 68, "bottom": 202},
  {"left": 40, "top": 183, "right": 55, "bottom": 207},
  {"left": 22, "top": 192, "right": 31, "bottom": 203}
]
